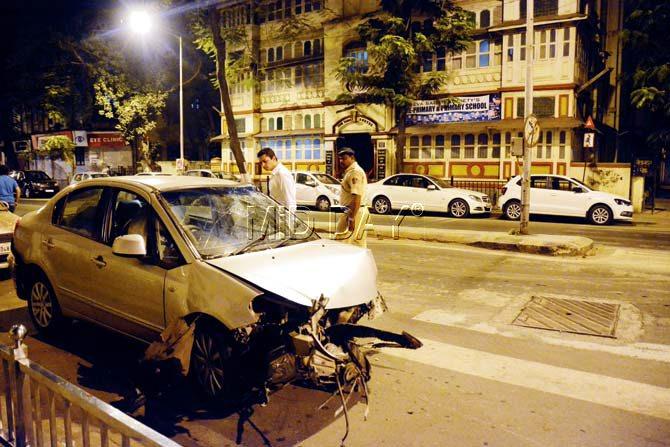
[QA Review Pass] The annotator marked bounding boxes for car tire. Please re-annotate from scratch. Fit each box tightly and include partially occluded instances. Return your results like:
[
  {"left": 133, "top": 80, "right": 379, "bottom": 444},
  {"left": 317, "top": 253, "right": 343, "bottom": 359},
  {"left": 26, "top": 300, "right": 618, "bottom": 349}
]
[
  {"left": 503, "top": 200, "right": 522, "bottom": 220},
  {"left": 588, "top": 204, "right": 613, "bottom": 226},
  {"left": 27, "top": 273, "right": 65, "bottom": 335},
  {"left": 24, "top": 187, "right": 31, "bottom": 199},
  {"left": 190, "top": 322, "right": 234, "bottom": 401},
  {"left": 449, "top": 199, "right": 470, "bottom": 218},
  {"left": 372, "top": 196, "right": 392, "bottom": 215},
  {"left": 316, "top": 196, "right": 331, "bottom": 212}
]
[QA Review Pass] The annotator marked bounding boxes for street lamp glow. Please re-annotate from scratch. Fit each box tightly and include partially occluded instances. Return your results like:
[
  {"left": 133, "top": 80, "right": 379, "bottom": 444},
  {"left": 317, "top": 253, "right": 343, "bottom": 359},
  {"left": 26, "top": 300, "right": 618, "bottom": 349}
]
[{"left": 128, "top": 10, "right": 153, "bottom": 35}]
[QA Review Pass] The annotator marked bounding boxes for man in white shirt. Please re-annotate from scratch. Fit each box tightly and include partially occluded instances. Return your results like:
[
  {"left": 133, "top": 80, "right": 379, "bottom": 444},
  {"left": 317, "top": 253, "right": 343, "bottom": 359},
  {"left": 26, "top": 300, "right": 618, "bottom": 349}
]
[{"left": 257, "top": 147, "right": 296, "bottom": 213}]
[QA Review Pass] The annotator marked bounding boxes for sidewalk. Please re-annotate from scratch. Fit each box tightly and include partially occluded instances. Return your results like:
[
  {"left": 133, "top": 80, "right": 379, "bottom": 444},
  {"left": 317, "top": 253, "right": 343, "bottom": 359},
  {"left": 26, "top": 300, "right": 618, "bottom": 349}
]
[{"left": 315, "top": 223, "right": 594, "bottom": 257}]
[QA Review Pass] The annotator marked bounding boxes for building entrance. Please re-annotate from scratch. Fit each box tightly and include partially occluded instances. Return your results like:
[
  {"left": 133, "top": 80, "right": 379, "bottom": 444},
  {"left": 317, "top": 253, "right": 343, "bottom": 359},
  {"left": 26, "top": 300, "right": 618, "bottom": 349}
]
[{"left": 335, "top": 133, "right": 374, "bottom": 179}]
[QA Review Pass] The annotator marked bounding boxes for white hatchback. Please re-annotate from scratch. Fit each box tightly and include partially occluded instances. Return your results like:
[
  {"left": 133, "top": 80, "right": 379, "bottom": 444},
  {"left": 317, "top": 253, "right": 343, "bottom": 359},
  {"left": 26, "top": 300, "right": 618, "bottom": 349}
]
[
  {"left": 366, "top": 174, "right": 491, "bottom": 217},
  {"left": 292, "top": 171, "right": 341, "bottom": 211},
  {"left": 70, "top": 172, "right": 109, "bottom": 185},
  {"left": 497, "top": 174, "right": 634, "bottom": 225}
]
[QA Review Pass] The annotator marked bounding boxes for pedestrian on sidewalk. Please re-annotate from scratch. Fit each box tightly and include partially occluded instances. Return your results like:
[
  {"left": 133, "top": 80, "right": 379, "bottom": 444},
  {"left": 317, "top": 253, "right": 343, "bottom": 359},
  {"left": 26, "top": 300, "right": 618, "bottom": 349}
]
[
  {"left": 0, "top": 165, "right": 20, "bottom": 213},
  {"left": 257, "top": 147, "right": 297, "bottom": 215},
  {"left": 336, "top": 147, "right": 370, "bottom": 248}
]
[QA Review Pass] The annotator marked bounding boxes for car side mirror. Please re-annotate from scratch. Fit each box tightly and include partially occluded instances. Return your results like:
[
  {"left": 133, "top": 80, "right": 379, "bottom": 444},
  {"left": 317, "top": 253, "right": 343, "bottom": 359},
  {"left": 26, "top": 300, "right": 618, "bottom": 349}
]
[
  {"left": 112, "top": 234, "right": 147, "bottom": 257},
  {"left": 305, "top": 180, "right": 317, "bottom": 187},
  {"left": 427, "top": 184, "right": 437, "bottom": 191}
]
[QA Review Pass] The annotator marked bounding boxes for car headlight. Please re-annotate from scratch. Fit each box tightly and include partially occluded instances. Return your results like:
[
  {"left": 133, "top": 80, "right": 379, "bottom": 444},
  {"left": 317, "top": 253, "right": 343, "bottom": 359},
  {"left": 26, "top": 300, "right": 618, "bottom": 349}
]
[
  {"left": 614, "top": 199, "right": 631, "bottom": 206},
  {"left": 469, "top": 195, "right": 482, "bottom": 202}
]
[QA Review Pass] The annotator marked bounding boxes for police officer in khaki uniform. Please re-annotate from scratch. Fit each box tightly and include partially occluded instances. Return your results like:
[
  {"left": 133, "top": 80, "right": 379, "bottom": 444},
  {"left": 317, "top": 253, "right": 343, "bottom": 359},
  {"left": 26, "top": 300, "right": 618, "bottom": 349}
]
[{"left": 336, "top": 147, "right": 370, "bottom": 248}]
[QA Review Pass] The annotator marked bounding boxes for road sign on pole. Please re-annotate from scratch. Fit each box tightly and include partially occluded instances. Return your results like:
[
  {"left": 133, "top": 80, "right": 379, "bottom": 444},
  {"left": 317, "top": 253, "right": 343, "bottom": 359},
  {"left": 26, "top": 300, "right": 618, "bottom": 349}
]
[
  {"left": 585, "top": 115, "right": 596, "bottom": 130},
  {"left": 584, "top": 132, "right": 595, "bottom": 148}
]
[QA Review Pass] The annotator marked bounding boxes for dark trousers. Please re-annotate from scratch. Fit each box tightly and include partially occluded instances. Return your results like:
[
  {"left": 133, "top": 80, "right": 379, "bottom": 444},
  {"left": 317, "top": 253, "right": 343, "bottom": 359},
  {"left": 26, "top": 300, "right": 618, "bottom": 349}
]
[{"left": 8, "top": 204, "right": 15, "bottom": 213}]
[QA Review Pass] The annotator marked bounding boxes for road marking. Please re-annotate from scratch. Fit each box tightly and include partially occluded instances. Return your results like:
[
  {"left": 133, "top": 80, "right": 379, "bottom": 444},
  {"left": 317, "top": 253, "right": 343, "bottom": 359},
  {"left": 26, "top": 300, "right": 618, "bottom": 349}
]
[
  {"left": 382, "top": 338, "right": 670, "bottom": 420},
  {"left": 414, "top": 309, "right": 670, "bottom": 363}
]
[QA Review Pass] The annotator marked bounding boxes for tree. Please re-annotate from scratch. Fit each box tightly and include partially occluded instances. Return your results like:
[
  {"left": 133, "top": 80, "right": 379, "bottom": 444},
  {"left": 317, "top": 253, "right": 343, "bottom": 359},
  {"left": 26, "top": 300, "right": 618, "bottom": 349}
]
[
  {"left": 40, "top": 135, "right": 76, "bottom": 181},
  {"left": 622, "top": 0, "right": 670, "bottom": 153},
  {"left": 335, "top": 0, "right": 473, "bottom": 172}
]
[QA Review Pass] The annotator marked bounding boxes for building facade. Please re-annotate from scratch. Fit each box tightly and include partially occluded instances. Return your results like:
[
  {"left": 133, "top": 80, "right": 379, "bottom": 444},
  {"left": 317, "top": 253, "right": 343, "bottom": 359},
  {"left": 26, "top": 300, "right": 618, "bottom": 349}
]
[{"left": 215, "top": 0, "right": 624, "bottom": 186}]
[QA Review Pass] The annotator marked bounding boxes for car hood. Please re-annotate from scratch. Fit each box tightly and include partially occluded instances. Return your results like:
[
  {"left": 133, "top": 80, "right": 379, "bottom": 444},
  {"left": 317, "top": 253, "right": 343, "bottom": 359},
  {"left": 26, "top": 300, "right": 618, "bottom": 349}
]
[
  {"left": 446, "top": 187, "right": 486, "bottom": 198},
  {"left": 588, "top": 190, "right": 628, "bottom": 202},
  {"left": 205, "top": 239, "right": 378, "bottom": 309}
]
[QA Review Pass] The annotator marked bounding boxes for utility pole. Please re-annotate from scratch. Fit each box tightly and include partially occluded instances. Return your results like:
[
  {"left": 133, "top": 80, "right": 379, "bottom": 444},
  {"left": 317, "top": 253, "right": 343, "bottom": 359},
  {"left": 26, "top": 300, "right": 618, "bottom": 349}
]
[{"left": 520, "top": 0, "right": 534, "bottom": 235}]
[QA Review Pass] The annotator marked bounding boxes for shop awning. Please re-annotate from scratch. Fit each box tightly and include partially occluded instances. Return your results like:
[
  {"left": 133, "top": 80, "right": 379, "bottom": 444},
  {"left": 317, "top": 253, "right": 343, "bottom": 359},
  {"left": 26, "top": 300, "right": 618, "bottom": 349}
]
[{"left": 404, "top": 117, "right": 583, "bottom": 134}]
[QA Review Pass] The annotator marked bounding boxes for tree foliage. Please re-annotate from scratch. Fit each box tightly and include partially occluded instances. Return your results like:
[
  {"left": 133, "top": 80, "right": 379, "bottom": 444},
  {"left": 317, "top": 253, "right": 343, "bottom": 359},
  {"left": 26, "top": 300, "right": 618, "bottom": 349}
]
[
  {"left": 335, "top": 0, "right": 473, "bottom": 171},
  {"left": 40, "top": 135, "right": 76, "bottom": 179},
  {"left": 622, "top": 0, "right": 670, "bottom": 150}
]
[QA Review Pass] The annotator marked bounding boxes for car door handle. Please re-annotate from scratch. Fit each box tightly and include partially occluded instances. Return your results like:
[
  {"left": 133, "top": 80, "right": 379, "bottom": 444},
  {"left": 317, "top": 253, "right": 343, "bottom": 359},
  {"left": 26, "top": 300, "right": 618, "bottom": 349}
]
[
  {"left": 90, "top": 255, "right": 107, "bottom": 269},
  {"left": 41, "top": 239, "right": 55, "bottom": 249}
]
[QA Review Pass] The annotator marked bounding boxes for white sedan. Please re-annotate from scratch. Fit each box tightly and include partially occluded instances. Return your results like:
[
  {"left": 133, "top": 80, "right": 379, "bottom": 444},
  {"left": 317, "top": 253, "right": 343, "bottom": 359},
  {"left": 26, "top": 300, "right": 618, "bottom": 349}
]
[
  {"left": 293, "top": 171, "right": 341, "bottom": 211},
  {"left": 366, "top": 174, "right": 491, "bottom": 217},
  {"left": 70, "top": 172, "right": 109, "bottom": 185},
  {"left": 498, "top": 174, "right": 634, "bottom": 225}
]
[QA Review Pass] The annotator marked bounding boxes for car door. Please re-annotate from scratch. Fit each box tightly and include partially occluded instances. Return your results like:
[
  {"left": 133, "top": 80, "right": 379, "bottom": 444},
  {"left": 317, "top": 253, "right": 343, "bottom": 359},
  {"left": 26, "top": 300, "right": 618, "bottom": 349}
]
[
  {"left": 86, "top": 188, "right": 169, "bottom": 340},
  {"left": 295, "top": 173, "right": 316, "bottom": 206},
  {"left": 401, "top": 175, "right": 434, "bottom": 210},
  {"left": 545, "top": 176, "right": 582, "bottom": 216},
  {"left": 42, "top": 186, "right": 108, "bottom": 317},
  {"left": 529, "top": 176, "right": 551, "bottom": 214}
]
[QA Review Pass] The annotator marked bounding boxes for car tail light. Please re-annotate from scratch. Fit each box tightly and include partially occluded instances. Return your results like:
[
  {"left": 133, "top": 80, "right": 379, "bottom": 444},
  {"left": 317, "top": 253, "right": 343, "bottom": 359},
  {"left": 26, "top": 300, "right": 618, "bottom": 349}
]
[{"left": 501, "top": 187, "right": 507, "bottom": 195}]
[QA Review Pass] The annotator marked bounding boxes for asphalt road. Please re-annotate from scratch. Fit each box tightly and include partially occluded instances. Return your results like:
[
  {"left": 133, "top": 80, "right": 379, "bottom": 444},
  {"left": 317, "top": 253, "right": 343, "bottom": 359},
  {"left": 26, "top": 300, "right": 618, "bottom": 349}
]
[
  {"left": 0, "top": 238, "right": 668, "bottom": 446},
  {"left": 16, "top": 199, "right": 670, "bottom": 250}
]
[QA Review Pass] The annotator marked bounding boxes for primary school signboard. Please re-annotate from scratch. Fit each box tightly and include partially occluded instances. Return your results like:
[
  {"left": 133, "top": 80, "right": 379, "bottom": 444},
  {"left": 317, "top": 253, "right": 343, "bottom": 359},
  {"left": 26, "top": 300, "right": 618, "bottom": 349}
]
[{"left": 406, "top": 94, "right": 502, "bottom": 125}]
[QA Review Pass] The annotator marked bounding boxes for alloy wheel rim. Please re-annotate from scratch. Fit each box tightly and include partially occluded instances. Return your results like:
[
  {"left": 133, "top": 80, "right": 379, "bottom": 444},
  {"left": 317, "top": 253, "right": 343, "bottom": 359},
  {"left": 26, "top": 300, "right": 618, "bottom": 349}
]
[
  {"left": 451, "top": 201, "right": 467, "bottom": 217},
  {"left": 317, "top": 198, "right": 329, "bottom": 211},
  {"left": 375, "top": 199, "right": 388, "bottom": 214},
  {"left": 508, "top": 203, "right": 521, "bottom": 219},
  {"left": 193, "top": 332, "right": 225, "bottom": 396},
  {"left": 31, "top": 282, "right": 53, "bottom": 328},
  {"left": 593, "top": 207, "right": 609, "bottom": 224}
]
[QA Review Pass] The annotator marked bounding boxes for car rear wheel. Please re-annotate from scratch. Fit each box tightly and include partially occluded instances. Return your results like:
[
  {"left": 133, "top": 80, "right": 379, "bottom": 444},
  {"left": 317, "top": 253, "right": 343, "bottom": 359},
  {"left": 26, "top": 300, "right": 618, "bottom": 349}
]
[
  {"left": 316, "top": 196, "right": 331, "bottom": 212},
  {"left": 372, "top": 196, "right": 392, "bottom": 215},
  {"left": 504, "top": 200, "right": 522, "bottom": 220},
  {"left": 190, "top": 323, "right": 233, "bottom": 400},
  {"left": 27, "top": 274, "right": 64, "bottom": 334},
  {"left": 588, "top": 204, "right": 612, "bottom": 225},
  {"left": 449, "top": 199, "right": 470, "bottom": 218}
]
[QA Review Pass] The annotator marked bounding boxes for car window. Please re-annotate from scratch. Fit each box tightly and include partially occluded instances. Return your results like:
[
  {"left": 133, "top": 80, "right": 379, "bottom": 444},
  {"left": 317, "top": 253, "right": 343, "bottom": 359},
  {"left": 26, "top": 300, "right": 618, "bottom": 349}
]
[
  {"left": 296, "top": 173, "right": 310, "bottom": 185},
  {"left": 155, "top": 218, "right": 183, "bottom": 269},
  {"left": 530, "top": 176, "right": 548, "bottom": 189},
  {"left": 26, "top": 171, "right": 51, "bottom": 181},
  {"left": 549, "top": 177, "right": 573, "bottom": 191},
  {"left": 313, "top": 173, "right": 339, "bottom": 185},
  {"left": 110, "top": 190, "right": 151, "bottom": 243},
  {"left": 396, "top": 175, "right": 414, "bottom": 187},
  {"left": 402, "top": 176, "right": 428, "bottom": 188},
  {"left": 57, "top": 187, "right": 105, "bottom": 239},
  {"left": 383, "top": 176, "right": 400, "bottom": 186}
]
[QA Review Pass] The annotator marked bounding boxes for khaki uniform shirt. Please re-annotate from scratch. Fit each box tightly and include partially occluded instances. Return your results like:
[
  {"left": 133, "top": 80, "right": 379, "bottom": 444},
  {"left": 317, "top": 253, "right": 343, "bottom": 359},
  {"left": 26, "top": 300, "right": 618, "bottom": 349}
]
[{"left": 340, "top": 162, "right": 367, "bottom": 209}]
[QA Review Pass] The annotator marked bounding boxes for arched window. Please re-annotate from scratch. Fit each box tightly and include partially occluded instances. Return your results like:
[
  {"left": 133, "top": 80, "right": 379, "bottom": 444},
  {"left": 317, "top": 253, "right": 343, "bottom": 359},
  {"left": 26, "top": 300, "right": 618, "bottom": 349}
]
[
  {"left": 313, "top": 139, "right": 321, "bottom": 159},
  {"left": 314, "top": 113, "right": 321, "bottom": 128},
  {"left": 269, "top": 117, "right": 275, "bottom": 131},
  {"left": 464, "top": 134, "right": 475, "bottom": 158},
  {"left": 480, "top": 10, "right": 491, "bottom": 28},
  {"left": 294, "top": 42, "right": 303, "bottom": 58},
  {"left": 285, "top": 115, "right": 292, "bottom": 130},
  {"left": 260, "top": 118, "right": 267, "bottom": 131},
  {"left": 451, "top": 135, "right": 461, "bottom": 159},
  {"left": 284, "top": 43, "right": 292, "bottom": 59},
  {"left": 304, "top": 139, "right": 312, "bottom": 159},
  {"left": 276, "top": 46, "right": 283, "bottom": 61},
  {"left": 295, "top": 114, "right": 303, "bottom": 129},
  {"left": 268, "top": 48, "right": 275, "bottom": 63},
  {"left": 304, "top": 40, "right": 312, "bottom": 56},
  {"left": 304, "top": 114, "right": 312, "bottom": 129},
  {"left": 276, "top": 117, "right": 283, "bottom": 130},
  {"left": 477, "top": 133, "right": 489, "bottom": 158},
  {"left": 313, "top": 39, "right": 321, "bottom": 55}
]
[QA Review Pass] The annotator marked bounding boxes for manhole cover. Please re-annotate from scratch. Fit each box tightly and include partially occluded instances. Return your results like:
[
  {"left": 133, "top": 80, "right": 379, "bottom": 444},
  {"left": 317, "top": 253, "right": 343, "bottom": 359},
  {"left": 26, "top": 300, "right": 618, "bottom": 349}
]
[{"left": 512, "top": 297, "right": 620, "bottom": 338}]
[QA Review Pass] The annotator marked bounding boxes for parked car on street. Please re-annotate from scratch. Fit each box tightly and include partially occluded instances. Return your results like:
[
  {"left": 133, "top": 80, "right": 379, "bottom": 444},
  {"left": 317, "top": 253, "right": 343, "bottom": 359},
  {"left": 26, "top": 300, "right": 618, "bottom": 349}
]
[
  {"left": 292, "top": 171, "right": 341, "bottom": 211},
  {"left": 12, "top": 170, "right": 60, "bottom": 198},
  {"left": 70, "top": 172, "right": 109, "bottom": 185},
  {"left": 134, "top": 172, "right": 173, "bottom": 176},
  {"left": 366, "top": 174, "right": 491, "bottom": 217},
  {"left": 12, "top": 176, "right": 386, "bottom": 399},
  {"left": 497, "top": 174, "right": 634, "bottom": 225},
  {"left": 185, "top": 169, "right": 239, "bottom": 181},
  {"left": 0, "top": 201, "right": 19, "bottom": 269}
]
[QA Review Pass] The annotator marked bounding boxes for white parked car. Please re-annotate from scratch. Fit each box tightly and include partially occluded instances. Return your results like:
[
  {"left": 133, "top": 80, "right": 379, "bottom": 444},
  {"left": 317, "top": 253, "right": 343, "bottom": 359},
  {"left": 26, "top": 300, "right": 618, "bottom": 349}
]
[
  {"left": 292, "top": 171, "right": 341, "bottom": 211},
  {"left": 12, "top": 176, "right": 385, "bottom": 399},
  {"left": 70, "top": 172, "right": 109, "bottom": 185},
  {"left": 135, "top": 172, "right": 173, "bottom": 176},
  {"left": 366, "top": 174, "right": 491, "bottom": 217},
  {"left": 497, "top": 174, "right": 634, "bottom": 225},
  {"left": 185, "top": 169, "right": 239, "bottom": 181}
]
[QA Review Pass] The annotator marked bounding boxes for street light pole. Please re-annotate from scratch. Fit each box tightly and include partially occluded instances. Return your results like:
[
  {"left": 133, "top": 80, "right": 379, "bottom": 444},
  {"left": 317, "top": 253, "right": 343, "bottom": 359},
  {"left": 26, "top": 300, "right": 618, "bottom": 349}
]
[
  {"left": 178, "top": 34, "right": 184, "bottom": 174},
  {"left": 520, "top": 0, "right": 534, "bottom": 235}
]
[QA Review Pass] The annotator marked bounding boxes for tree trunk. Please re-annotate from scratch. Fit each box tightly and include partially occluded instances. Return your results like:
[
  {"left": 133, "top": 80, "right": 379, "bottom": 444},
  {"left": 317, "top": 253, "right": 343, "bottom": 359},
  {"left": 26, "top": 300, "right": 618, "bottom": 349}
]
[
  {"left": 394, "top": 108, "right": 407, "bottom": 174},
  {"left": 208, "top": 7, "right": 248, "bottom": 179}
]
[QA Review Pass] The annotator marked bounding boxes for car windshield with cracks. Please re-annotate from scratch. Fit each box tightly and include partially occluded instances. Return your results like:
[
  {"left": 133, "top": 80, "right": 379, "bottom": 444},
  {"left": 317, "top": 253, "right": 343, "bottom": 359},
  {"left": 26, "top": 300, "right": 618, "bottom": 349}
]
[{"left": 161, "top": 186, "right": 317, "bottom": 259}]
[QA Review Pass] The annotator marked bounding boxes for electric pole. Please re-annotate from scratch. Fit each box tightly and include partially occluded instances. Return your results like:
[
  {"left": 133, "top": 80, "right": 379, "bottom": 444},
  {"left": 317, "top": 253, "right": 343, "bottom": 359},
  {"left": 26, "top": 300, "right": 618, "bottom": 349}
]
[{"left": 520, "top": 0, "right": 535, "bottom": 235}]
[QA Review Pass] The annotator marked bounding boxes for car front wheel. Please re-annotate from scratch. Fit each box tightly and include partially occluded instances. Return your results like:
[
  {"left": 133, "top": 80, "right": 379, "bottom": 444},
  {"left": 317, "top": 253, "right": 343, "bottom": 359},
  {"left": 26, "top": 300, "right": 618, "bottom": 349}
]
[
  {"left": 588, "top": 204, "right": 613, "bottom": 225},
  {"left": 27, "top": 274, "right": 64, "bottom": 334},
  {"left": 316, "top": 196, "right": 331, "bottom": 212},
  {"left": 504, "top": 200, "right": 522, "bottom": 220},
  {"left": 372, "top": 196, "right": 392, "bottom": 214},
  {"left": 191, "top": 324, "right": 233, "bottom": 400},
  {"left": 449, "top": 199, "right": 470, "bottom": 218}
]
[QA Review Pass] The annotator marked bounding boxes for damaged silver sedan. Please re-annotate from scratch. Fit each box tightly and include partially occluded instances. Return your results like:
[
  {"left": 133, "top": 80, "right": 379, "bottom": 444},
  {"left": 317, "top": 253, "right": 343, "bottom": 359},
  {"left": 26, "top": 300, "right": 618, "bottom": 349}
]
[{"left": 12, "top": 176, "right": 418, "bottom": 405}]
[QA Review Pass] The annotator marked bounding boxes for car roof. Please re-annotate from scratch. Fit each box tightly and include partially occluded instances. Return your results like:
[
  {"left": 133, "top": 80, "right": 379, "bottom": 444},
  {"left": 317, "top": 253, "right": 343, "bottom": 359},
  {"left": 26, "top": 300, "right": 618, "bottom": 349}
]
[{"left": 69, "top": 175, "right": 242, "bottom": 193}]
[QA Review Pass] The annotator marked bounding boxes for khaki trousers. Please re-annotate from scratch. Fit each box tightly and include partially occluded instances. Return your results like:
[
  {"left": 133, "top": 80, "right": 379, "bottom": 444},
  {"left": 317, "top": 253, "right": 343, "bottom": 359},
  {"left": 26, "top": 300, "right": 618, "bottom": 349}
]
[{"left": 336, "top": 206, "right": 370, "bottom": 248}]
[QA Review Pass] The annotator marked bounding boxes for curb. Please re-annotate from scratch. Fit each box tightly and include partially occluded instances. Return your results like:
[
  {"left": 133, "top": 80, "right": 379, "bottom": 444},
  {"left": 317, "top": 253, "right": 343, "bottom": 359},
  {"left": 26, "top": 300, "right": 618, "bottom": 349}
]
[{"left": 314, "top": 223, "right": 594, "bottom": 257}]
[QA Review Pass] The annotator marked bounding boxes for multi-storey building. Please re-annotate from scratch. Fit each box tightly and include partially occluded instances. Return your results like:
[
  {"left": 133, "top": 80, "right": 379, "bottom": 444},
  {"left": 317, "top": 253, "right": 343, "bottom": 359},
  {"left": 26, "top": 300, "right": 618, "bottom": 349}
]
[{"left": 215, "top": 0, "right": 625, "bottom": 187}]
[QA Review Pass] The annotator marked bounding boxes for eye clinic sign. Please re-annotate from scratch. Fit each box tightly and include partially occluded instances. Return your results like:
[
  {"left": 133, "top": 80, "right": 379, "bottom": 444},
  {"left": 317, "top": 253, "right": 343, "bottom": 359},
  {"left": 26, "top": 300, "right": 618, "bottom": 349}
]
[
  {"left": 406, "top": 94, "right": 501, "bottom": 125},
  {"left": 87, "top": 132, "right": 127, "bottom": 148}
]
